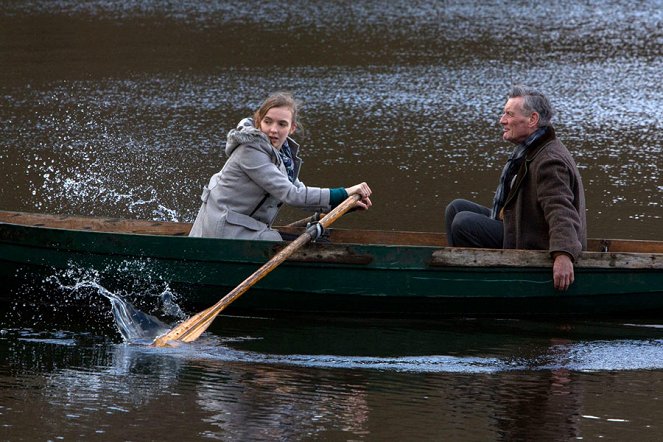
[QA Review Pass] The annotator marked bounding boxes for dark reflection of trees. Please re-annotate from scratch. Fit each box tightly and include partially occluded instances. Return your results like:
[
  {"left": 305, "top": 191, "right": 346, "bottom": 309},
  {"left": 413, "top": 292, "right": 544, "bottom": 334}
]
[
  {"left": 191, "top": 359, "right": 370, "bottom": 440},
  {"left": 493, "top": 339, "right": 583, "bottom": 441}
]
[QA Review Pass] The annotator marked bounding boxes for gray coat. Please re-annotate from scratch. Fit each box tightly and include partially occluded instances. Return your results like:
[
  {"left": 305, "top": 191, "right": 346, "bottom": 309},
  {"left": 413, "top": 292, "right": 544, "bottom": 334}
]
[{"left": 189, "top": 126, "right": 332, "bottom": 241}]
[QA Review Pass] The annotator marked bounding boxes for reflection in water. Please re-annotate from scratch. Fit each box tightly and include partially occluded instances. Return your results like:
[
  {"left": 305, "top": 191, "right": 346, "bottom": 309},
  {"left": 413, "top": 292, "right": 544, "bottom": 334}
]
[
  {"left": 3, "top": 322, "right": 663, "bottom": 439},
  {"left": 495, "top": 368, "right": 583, "bottom": 439},
  {"left": 192, "top": 361, "right": 370, "bottom": 440}
]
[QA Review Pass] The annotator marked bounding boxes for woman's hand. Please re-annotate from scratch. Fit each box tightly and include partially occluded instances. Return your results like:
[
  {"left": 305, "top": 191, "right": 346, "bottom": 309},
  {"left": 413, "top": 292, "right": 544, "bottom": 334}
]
[{"left": 345, "top": 182, "right": 373, "bottom": 210}]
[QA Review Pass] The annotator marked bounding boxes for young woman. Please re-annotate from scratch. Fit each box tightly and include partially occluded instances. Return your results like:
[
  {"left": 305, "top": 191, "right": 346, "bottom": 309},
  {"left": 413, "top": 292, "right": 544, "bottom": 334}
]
[{"left": 189, "top": 92, "right": 372, "bottom": 241}]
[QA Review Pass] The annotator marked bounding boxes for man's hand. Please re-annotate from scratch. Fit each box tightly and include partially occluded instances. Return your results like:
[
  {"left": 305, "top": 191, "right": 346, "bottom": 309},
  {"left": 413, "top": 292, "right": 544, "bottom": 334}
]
[{"left": 552, "top": 253, "right": 574, "bottom": 291}]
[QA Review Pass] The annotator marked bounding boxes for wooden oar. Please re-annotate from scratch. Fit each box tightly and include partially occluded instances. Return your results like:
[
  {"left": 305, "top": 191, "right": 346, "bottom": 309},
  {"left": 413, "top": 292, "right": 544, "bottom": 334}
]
[{"left": 151, "top": 194, "right": 360, "bottom": 347}]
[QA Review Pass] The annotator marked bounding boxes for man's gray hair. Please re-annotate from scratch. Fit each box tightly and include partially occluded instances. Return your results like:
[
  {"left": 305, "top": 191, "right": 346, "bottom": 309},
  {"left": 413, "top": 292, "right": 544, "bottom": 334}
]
[{"left": 508, "top": 85, "right": 555, "bottom": 127}]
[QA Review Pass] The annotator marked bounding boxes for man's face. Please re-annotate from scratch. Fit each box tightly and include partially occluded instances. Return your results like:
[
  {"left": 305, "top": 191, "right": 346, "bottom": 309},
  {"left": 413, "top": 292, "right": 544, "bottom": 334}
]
[{"left": 499, "top": 97, "right": 537, "bottom": 144}]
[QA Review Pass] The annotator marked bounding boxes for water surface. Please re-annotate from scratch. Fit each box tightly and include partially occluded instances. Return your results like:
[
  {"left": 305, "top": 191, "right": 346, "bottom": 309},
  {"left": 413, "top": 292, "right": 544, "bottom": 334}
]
[{"left": 1, "top": 0, "right": 663, "bottom": 440}]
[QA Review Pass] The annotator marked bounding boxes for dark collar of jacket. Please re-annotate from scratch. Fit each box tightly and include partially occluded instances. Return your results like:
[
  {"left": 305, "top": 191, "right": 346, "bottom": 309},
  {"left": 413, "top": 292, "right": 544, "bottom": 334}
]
[
  {"left": 286, "top": 136, "right": 300, "bottom": 158},
  {"left": 501, "top": 126, "right": 557, "bottom": 211}
]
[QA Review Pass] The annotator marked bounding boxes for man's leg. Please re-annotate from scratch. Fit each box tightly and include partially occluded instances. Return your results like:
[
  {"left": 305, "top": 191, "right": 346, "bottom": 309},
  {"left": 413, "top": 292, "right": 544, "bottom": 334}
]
[{"left": 445, "top": 199, "right": 503, "bottom": 248}]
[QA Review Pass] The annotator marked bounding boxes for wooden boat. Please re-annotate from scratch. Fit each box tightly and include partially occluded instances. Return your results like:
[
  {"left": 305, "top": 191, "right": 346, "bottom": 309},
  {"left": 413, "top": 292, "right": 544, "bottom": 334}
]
[{"left": 1, "top": 210, "right": 662, "bottom": 317}]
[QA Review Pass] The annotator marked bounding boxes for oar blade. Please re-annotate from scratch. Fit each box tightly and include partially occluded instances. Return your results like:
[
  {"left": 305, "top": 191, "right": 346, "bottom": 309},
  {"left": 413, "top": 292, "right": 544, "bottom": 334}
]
[
  {"left": 177, "top": 316, "right": 217, "bottom": 342},
  {"left": 151, "top": 306, "right": 217, "bottom": 347}
]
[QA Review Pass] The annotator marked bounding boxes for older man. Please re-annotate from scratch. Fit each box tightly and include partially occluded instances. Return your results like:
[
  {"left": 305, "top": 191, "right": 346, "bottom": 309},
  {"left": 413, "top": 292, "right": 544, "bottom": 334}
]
[{"left": 445, "top": 85, "right": 587, "bottom": 291}]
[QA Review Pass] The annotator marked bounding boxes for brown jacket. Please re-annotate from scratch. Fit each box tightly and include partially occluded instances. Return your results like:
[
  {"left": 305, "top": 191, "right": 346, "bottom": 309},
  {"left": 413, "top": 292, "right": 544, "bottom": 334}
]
[{"left": 501, "top": 128, "right": 587, "bottom": 260}]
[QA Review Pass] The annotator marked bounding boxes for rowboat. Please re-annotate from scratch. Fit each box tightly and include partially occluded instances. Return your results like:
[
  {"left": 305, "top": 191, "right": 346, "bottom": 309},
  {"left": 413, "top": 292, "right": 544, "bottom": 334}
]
[{"left": 1, "top": 210, "right": 662, "bottom": 317}]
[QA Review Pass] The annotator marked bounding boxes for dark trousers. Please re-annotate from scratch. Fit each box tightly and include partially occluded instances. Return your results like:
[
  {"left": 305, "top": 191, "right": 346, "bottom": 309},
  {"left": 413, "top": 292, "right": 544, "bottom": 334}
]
[{"left": 444, "top": 199, "right": 503, "bottom": 248}]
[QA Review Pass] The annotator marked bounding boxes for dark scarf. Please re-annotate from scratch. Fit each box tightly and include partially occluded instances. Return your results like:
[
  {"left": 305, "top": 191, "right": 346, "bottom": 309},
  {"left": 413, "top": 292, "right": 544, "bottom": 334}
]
[
  {"left": 490, "top": 126, "right": 549, "bottom": 219},
  {"left": 279, "top": 139, "right": 296, "bottom": 183}
]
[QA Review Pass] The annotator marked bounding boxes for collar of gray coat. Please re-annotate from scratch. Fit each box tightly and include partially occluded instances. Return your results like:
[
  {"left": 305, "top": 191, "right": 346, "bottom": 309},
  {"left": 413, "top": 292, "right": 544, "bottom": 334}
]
[{"left": 225, "top": 126, "right": 271, "bottom": 157}]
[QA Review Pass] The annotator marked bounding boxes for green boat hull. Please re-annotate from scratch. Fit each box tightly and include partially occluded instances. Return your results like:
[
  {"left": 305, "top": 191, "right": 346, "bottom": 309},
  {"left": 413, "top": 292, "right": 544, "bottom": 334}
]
[{"left": 2, "top": 216, "right": 663, "bottom": 317}]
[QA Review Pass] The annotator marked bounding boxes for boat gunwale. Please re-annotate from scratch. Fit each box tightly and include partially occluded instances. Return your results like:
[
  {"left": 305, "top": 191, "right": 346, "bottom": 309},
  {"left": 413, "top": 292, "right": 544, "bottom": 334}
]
[{"left": 1, "top": 210, "right": 663, "bottom": 270}]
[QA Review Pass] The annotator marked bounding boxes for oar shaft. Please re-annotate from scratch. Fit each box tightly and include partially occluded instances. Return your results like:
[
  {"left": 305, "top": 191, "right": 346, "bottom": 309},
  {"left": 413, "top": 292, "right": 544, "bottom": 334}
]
[
  {"left": 178, "top": 196, "right": 358, "bottom": 339},
  {"left": 177, "top": 232, "right": 313, "bottom": 341}
]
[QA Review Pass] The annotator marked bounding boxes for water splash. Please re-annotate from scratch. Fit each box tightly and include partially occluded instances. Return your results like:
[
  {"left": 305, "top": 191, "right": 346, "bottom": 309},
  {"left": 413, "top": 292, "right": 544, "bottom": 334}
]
[
  {"left": 67, "top": 280, "right": 170, "bottom": 343},
  {"left": 40, "top": 264, "right": 185, "bottom": 343}
]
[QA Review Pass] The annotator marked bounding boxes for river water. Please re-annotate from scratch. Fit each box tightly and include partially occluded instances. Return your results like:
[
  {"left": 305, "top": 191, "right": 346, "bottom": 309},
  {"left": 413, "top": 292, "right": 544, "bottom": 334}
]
[{"left": 1, "top": 0, "right": 662, "bottom": 440}]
